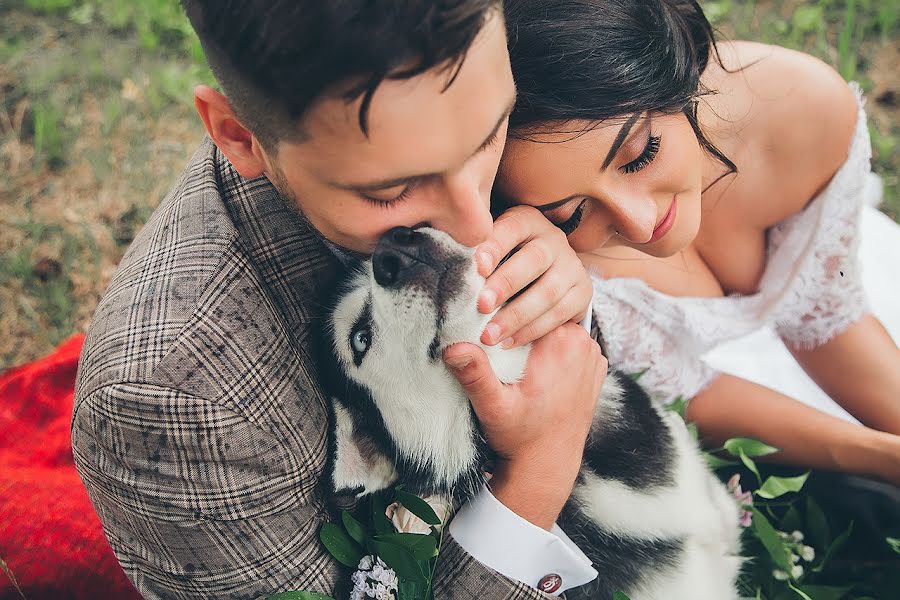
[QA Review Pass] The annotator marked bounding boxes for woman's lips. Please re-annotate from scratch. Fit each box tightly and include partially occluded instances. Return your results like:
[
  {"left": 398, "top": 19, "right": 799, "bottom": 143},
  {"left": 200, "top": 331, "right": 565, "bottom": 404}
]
[{"left": 649, "top": 197, "right": 677, "bottom": 243}]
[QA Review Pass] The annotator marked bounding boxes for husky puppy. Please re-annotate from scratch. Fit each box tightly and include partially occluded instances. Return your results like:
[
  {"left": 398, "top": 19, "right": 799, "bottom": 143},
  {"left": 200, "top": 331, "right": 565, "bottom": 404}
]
[{"left": 317, "top": 227, "right": 742, "bottom": 599}]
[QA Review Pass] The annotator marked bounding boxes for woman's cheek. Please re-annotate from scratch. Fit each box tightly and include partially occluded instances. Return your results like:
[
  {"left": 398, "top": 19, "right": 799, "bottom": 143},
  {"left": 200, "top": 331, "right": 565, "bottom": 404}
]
[{"left": 569, "top": 210, "right": 611, "bottom": 253}]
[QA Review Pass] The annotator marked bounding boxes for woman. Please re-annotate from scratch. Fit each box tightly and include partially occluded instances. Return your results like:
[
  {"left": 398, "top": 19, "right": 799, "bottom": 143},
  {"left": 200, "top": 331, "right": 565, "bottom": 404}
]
[{"left": 495, "top": 0, "right": 900, "bottom": 484}]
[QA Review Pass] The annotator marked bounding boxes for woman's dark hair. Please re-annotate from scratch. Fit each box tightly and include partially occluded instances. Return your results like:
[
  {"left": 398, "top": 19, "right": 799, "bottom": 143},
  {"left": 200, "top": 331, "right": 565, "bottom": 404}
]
[
  {"left": 503, "top": 0, "right": 736, "bottom": 185},
  {"left": 180, "top": 0, "right": 499, "bottom": 149}
]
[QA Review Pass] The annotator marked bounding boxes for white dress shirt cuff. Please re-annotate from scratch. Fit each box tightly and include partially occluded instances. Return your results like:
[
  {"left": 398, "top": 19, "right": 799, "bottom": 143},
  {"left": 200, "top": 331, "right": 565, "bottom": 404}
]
[
  {"left": 448, "top": 484, "right": 598, "bottom": 595},
  {"left": 579, "top": 300, "right": 593, "bottom": 333}
]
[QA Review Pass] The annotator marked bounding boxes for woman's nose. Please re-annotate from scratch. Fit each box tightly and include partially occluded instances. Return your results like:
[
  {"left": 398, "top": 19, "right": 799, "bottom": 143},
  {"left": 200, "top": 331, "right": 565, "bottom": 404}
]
[{"left": 601, "top": 192, "right": 658, "bottom": 243}]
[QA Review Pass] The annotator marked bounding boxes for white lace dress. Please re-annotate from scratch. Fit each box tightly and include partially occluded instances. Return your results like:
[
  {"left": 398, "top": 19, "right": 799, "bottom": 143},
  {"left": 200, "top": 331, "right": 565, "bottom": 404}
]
[{"left": 591, "top": 86, "right": 899, "bottom": 423}]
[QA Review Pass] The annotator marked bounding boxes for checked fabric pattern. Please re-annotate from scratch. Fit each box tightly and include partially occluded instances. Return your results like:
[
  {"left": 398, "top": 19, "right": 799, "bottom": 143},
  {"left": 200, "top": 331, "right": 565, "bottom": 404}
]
[{"left": 71, "top": 138, "right": 558, "bottom": 599}]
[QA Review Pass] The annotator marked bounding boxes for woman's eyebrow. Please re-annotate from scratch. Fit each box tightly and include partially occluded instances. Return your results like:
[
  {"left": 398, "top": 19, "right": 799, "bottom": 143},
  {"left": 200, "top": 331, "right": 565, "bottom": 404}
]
[
  {"left": 532, "top": 194, "right": 584, "bottom": 212},
  {"left": 600, "top": 112, "right": 642, "bottom": 170},
  {"left": 530, "top": 112, "right": 645, "bottom": 211}
]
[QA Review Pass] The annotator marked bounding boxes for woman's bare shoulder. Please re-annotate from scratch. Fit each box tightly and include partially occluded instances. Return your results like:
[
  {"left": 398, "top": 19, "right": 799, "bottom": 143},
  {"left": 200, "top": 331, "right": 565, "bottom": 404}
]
[{"left": 703, "top": 41, "right": 859, "bottom": 225}]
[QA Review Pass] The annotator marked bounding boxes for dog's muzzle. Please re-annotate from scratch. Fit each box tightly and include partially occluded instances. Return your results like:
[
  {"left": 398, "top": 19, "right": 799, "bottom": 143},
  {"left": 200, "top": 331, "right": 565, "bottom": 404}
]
[{"left": 373, "top": 226, "right": 437, "bottom": 288}]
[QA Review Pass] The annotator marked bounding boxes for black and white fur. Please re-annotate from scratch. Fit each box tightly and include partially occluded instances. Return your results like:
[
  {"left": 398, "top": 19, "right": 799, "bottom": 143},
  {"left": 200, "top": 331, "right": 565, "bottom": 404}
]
[{"left": 316, "top": 227, "right": 742, "bottom": 599}]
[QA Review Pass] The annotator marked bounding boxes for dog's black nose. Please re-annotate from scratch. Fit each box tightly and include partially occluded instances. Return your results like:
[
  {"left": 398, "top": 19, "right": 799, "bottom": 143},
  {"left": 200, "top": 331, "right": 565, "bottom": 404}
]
[{"left": 373, "top": 227, "right": 427, "bottom": 287}]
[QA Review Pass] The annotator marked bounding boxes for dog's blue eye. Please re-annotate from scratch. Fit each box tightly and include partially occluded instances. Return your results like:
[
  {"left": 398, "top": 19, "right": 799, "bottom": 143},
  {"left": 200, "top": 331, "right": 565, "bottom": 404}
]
[{"left": 351, "top": 329, "right": 370, "bottom": 355}]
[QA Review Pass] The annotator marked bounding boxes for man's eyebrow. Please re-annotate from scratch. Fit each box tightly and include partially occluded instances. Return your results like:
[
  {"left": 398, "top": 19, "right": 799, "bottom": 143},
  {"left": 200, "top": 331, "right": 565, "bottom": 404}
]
[
  {"left": 334, "top": 96, "right": 518, "bottom": 192},
  {"left": 600, "top": 112, "right": 642, "bottom": 171}
]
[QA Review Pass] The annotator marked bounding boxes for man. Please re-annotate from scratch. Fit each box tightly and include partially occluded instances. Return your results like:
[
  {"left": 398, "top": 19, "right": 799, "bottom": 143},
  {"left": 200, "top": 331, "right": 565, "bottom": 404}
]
[{"left": 72, "top": 1, "right": 606, "bottom": 597}]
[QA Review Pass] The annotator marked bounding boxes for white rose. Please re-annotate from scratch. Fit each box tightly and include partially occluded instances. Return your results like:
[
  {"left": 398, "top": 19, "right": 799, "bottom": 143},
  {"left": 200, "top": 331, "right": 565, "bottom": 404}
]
[{"left": 385, "top": 494, "right": 452, "bottom": 534}]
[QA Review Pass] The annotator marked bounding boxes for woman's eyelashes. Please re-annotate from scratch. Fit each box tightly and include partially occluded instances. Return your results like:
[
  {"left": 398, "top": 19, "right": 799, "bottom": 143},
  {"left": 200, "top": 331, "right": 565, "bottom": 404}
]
[
  {"left": 556, "top": 199, "right": 588, "bottom": 235},
  {"left": 620, "top": 133, "right": 661, "bottom": 174}
]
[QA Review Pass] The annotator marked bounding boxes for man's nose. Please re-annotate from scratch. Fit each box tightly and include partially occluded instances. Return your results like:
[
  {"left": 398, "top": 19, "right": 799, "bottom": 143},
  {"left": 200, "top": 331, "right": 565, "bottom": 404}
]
[
  {"left": 434, "top": 170, "right": 494, "bottom": 248},
  {"left": 372, "top": 226, "right": 429, "bottom": 287}
]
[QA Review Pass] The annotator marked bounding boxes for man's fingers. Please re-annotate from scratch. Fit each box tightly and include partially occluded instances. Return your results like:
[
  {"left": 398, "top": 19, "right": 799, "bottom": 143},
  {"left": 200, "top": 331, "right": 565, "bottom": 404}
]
[{"left": 443, "top": 343, "right": 505, "bottom": 412}]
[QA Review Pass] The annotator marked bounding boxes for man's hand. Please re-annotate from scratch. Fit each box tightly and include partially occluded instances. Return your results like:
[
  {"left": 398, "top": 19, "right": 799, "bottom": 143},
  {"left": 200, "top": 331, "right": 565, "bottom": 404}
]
[
  {"left": 476, "top": 205, "right": 592, "bottom": 348},
  {"left": 444, "top": 324, "right": 607, "bottom": 529}
]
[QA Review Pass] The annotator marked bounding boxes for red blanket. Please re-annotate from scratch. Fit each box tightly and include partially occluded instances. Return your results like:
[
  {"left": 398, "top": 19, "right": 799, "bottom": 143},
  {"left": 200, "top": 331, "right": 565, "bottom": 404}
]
[{"left": 0, "top": 334, "right": 141, "bottom": 600}]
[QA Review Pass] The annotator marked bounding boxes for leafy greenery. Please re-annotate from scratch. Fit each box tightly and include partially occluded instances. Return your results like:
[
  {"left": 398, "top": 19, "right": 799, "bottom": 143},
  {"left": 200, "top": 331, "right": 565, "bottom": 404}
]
[
  {"left": 715, "top": 458, "right": 897, "bottom": 599},
  {"left": 284, "top": 487, "right": 448, "bottom": 600},
  {"left": 667, "top": 399, "right": 900, "bottom": 600}
]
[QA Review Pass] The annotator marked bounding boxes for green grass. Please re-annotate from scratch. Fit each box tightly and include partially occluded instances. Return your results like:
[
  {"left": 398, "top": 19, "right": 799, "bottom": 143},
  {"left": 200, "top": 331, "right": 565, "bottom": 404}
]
[
  {"left": 0, "top": 0, "right": 212, "bottom": 368},
  {"left": 704, "top": 0, "right": 899, "bottom": 220}
]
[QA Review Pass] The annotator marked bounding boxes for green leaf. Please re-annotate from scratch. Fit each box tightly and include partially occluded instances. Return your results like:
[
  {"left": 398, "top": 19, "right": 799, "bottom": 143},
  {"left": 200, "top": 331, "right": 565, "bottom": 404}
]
[
  {"left": 686, "top": 422, "right": 699, "bottom": 442},
  {"left": 750, "top": 507, "right": 792, "bottom": 570},
  {"left": 398, "top": 579, "right": 426, "bottom": 600},
  {"left": 724, "top": 438, "right": 780, "bottom": 458},
  {"left": 395, "top": 487, "right": 442, "bottom": 526},
  {"left": 739, "top": 449, "right": 762, "bottom": 486},
  {"left": 374, "top": 533, "right": 439, "bottom": 561},
  {"left": 705, "top": 453, "right": 739, "bottom": 469},
  {"left": 757, "top": 472, "right": 809, "bottom": 499},
  {"left": 266, "top": 593, "right": 336, "bottom": 600},
  {"left": 341, "top": 510, "right": 367, "bottom": 546},
  {"left": 780, "top": 506, "right": 802, "bottom": 533},
  {"left": 667, "top": 396, "right": 689, "bottom": 419},
  {"left": 613, "top": 593, "right": 632, "bottom": 600},
  {"left": 886, "top": 537, "right": 900, "bottom": 554},
  {"left": 628, "top": 368, "right": 649, "bottom": 382},
  {"left": 805, "top": 496, "right": 830, "bottom": 552},
  {"left": 319, "top": 523, "right": 363, "bottom": 569},
  {"left": 787, "top": 582, "right": 813, "bottom": 600},
  {"left": 795, "top": 585, "right": 852, "bottom": 600},
  {"left": 371, "top": 492, "right": 396, "bottom": 535},
  {"left": 372, "top": 540, "right": 427, "bottom": 584},
  {"left": 813, "top": 521, "right": 853, "bottom": 573}
]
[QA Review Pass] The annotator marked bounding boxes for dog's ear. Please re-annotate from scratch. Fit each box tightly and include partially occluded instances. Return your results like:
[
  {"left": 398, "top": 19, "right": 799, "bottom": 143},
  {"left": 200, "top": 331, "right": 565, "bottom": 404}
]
[{"left": 331, "top": 399, "right": 398, "bottom": 495}]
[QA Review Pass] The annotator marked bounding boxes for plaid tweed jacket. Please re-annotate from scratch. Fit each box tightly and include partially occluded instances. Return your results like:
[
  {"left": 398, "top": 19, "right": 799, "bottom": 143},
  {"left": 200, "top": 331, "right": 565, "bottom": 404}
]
[{"left": 72, "top": 138, "right": 558, "bottom": 599}]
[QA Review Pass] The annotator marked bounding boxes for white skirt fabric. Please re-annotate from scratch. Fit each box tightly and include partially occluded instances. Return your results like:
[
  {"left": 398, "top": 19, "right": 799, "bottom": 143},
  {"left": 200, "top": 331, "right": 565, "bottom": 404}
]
[{"left": 701, "top": 205, "right": 900, "bottom": 423}]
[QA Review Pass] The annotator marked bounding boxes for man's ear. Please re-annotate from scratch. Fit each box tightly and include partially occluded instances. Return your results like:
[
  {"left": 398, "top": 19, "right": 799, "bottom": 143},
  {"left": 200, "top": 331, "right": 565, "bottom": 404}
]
[{"left": 193, "top": 85, "right": 269, "bottom": 179}]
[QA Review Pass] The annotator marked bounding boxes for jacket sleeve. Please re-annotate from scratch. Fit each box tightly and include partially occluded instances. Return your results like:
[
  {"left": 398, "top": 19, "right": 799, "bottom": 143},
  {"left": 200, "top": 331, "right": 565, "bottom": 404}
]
[
  {"left": 72, "top": 382, "right": 560, "bottom": 599},
  {"left": 434, "top": 533, "right": 564, "bottom": 599}
]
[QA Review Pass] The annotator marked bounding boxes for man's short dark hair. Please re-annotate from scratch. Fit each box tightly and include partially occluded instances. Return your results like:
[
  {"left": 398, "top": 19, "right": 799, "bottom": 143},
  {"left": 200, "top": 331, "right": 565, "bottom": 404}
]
[{"left": 181, "top": 0, "right": 501, "bottom": 149}]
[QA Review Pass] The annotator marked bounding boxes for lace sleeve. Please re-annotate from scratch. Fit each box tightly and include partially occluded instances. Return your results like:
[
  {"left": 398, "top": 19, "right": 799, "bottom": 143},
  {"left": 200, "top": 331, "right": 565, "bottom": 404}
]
[
  {"left": 767, "top": 86, "right": 877, "bottom": 349},
  {"left": 591, "top": 278, "right": 719, "bottom": 405}
]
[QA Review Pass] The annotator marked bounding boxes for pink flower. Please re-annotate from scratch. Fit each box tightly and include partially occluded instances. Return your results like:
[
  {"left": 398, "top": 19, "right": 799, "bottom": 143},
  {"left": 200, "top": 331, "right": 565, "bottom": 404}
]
[{"left": 727, "top": 473, "right": 753, "bottom": 527}]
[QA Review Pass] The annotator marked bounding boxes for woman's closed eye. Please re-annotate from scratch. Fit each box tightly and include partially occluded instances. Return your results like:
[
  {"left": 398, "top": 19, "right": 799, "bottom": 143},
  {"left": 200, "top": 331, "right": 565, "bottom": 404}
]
[
  {"left": 619, "top": 133, "right": 661, "bottom": 174},
  {"left": 552, "top": 198, "right": 588, "bottom": 235}
]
